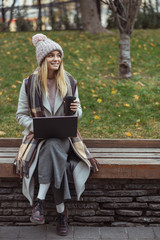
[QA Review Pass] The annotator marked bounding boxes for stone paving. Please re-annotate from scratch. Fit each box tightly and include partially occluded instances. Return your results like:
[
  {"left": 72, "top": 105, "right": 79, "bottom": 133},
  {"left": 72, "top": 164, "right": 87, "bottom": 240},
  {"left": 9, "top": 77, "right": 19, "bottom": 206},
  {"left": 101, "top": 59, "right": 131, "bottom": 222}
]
[{"left": 1, "top": 226, "right": 160, "bottom": 240}]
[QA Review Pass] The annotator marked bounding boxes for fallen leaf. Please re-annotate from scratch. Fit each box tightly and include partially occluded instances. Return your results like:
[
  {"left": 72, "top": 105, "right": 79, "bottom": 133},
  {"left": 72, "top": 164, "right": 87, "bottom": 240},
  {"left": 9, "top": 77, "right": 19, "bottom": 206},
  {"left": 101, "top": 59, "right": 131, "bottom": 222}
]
[
  {"left": 0, "top": 131, "right": 6, "bottom": 136},
  {"left": 16, "top": 80, "right": 22, "bottom": 84},
  {"left": 123, "top": 103, "right": 130, "bottom": 107},
  {"left": 133, "top": 95, "right": 140, "bottom": 100},
  {"left": 125, "top": 132, "right": 132, "bottom": 137},
  {"left": 79, "top": 58, "right": 83, "bottom": 62},
  {"left": 111, "top": 89, "right": 117, "bottom": 94},
  {"left": 136, "top": 82, "right": 145, "bottom": 87},
  {"left": 97, "top": 98, "right": 102, "bottom": 103},
  {"left": 150, "top": 42, "right": 155, "bottom": 47},
  {"left": 94, "top": 115, "right": 100, "bottom": 120},
  {"left": 133, "top": 72, "right": 139, "bottom": 75}
]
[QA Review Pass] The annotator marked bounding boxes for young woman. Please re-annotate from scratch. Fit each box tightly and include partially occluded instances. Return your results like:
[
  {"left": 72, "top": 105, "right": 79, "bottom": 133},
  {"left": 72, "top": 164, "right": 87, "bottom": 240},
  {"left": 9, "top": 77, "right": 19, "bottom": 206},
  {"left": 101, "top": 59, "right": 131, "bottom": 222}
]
[{"left": 16, "top": 34, "right": 98, "bottom": 236}]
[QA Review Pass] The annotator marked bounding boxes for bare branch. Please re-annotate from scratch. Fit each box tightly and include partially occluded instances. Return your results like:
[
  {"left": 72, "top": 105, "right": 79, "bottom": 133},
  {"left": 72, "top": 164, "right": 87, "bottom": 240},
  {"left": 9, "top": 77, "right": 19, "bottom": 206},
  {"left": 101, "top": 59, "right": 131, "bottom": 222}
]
[
  {"left": 125, "top": 0, "right": 132, "bottom": 34},
  {"left": 118, "top": 15, "right": 127, "bottom": 22},
  {"left": 100, "top": 0, "right": 109, "bottom": 5},
  {"left": 125, "top": 0, "right": 130, "bottom": 19},
  {"left": 109, "top": 0, "right": 124, "bottom": 32},
  {"left": 116, "top": 0, "right": 128, "bottom": 23},
  {"left": 129, "top": 0, "right": 142, "bottom": 34},
  {"left": 119, "top": 0, "right": 127, "bottom": 17},
  {"left": 101, "top": 0, "right": 141, "bottom": 35}
]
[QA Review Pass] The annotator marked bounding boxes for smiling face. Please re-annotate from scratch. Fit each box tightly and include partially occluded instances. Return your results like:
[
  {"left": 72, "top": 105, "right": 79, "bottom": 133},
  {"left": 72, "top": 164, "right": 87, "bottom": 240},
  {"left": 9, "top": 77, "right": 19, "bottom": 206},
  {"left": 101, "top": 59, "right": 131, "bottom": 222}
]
[{"left": 46, "top": 50, "right": 62, "bottom": 74}]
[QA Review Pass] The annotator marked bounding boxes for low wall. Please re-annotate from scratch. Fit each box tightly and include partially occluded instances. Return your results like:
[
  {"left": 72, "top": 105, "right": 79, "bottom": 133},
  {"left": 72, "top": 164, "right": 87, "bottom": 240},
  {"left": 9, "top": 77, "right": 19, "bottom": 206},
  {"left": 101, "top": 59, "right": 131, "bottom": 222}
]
[{"left": 1, "top": 178, "right": 160, "bottom": 226}]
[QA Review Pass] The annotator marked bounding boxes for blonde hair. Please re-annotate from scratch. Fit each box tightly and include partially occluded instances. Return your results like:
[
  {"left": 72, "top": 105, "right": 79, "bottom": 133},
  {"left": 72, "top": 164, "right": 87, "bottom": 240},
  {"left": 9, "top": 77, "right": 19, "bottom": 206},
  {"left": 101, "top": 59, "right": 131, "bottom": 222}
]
[{"left": 37, "top": 58, "right": 67, "bottom": 98}]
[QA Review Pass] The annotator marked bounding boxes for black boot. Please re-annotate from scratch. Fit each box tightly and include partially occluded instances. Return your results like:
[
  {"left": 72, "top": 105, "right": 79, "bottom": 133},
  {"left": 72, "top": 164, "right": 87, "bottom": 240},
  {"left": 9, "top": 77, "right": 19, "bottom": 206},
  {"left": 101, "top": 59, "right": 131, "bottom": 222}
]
[
  {"left": 56, "top": 209, "right": 68, "bottom": 236},
  {"left": 30, "top": 198, "right": 45, "bottom": 224}
]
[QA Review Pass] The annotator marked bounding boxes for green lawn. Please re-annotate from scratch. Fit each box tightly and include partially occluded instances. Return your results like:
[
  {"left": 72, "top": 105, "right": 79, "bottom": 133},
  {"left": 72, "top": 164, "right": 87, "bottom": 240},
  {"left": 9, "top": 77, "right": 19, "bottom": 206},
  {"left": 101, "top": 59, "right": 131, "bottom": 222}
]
[{"left": 0, "top": 29, "right": 160, "bottom": 139}]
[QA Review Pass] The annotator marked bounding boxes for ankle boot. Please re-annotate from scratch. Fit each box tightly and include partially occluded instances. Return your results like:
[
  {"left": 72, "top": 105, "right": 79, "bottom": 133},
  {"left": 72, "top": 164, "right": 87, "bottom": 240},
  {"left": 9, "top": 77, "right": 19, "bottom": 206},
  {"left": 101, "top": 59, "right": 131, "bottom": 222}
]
[
  {"left": 56, "top": 209, "right": 68, "bottom": 236},
  {"left": 30, "top": 198, "right": 45, "bottom": 224}
]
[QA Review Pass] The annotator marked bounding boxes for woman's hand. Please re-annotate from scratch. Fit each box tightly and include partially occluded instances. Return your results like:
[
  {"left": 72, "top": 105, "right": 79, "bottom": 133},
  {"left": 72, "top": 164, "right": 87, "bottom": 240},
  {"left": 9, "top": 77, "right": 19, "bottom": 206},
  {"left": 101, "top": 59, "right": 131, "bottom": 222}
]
[{"left": 70, "top": 100, "right": 78, "bottom": 112}]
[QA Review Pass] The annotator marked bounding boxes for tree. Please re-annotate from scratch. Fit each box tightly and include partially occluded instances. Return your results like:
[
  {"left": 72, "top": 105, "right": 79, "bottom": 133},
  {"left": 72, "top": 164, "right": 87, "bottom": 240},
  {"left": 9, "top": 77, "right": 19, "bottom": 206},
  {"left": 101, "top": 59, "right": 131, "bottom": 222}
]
[
  {"left": 96, "top": 0, "right": 101, "bottom": 20},
  {"left": 1, "top": 0, "right": 6, "bottom": 23},
  {"left": 1, "top": 0, "right": 16, "bottom": 31},
  {"left": 155, "top": 0, "right": 159, "bottom": 13},
  {"left": 7, "top": 0, "right": 16, "bottom": 29},
  {"left": 37, "top": 0, "right": 42, "bottom": 31},
  {"left": 79, "top": 0, "right": 106, "bottom": 33},
  {"left": 49, "top": 0, "right": 55, "bottom": 30},
  {"left": 101, "top": 0, "right": 142, "bottom": 78}
]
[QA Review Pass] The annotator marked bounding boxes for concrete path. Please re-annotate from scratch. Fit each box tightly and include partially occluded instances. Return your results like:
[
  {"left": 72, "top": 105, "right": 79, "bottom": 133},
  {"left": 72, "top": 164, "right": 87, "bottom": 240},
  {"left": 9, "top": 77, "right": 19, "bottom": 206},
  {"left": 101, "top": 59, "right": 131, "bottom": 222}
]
[{"left": 1, "top": 226, "right": 160, "bottom": 240}]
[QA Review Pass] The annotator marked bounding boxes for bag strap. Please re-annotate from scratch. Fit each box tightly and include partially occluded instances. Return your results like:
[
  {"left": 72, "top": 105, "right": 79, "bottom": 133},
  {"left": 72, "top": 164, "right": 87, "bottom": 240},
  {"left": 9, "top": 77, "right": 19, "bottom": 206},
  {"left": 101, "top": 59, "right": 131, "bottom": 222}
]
[
  {"left": 66, "top": 72, "right": 77, "bottom": 96},
  {"left": 25, "top": 75, "right": 32, "bottom": 112}
]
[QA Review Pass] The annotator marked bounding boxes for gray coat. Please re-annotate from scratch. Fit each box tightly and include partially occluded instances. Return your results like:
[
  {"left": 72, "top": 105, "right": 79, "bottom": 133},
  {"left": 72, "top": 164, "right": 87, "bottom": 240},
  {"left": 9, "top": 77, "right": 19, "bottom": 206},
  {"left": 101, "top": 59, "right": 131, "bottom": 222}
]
[{"left": 16, "top": 78, "right": 90, "bottom": 206}]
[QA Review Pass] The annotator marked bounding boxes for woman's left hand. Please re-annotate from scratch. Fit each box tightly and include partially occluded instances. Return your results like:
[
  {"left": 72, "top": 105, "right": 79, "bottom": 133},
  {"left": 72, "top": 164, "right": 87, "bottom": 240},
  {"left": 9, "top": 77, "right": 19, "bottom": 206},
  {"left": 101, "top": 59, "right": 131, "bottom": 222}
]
[{"left": 70, "top": 100, "right": 78, "bottom": 112}]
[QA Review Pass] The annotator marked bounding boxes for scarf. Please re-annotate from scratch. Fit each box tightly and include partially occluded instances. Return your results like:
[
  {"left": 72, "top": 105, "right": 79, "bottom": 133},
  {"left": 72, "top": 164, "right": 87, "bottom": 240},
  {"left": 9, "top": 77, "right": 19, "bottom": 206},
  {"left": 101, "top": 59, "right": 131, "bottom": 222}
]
[{"left": 15, "top": 69, "right": 99, "bottom": 178}]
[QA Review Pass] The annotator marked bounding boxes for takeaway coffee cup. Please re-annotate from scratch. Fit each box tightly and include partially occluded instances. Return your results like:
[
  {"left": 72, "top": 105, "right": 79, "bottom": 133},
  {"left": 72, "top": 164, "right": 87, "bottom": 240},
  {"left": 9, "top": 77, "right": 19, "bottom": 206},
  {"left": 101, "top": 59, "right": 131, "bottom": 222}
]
[{"left": 64, "top": 96, "right": 76, "bottom": 116}]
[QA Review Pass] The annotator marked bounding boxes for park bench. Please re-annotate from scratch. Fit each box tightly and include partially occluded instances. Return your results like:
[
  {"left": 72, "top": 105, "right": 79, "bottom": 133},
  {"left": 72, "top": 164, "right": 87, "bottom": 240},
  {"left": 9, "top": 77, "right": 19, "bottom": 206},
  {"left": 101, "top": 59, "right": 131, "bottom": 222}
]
[
  {"left": 0, "top": 138, "right": 160, "bottom": 179},
  {"left": 1, "top": 138, "right": 160, "bottom": 226}
]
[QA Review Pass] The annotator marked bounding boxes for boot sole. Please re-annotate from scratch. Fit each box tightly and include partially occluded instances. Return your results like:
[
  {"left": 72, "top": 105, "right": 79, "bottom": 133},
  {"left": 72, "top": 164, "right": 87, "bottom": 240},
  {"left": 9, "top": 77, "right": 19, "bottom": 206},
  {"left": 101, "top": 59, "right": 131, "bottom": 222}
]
[
  {"left": 30, "top": 216, "right": 45, "bottom": 225},
  {"left": 56, "top": 230, "right": 68, "bottom": 236}
]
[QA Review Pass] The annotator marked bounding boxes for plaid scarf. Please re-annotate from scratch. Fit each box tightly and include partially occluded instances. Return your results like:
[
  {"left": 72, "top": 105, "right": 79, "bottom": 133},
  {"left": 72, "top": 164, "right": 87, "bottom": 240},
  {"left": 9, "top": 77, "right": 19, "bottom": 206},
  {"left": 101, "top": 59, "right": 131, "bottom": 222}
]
[
  {"left": 15, "top": 70, "right": 99, "bottom": 177},
  {"left": 14, "top": 132, "right": 40, "bottom": 178}
]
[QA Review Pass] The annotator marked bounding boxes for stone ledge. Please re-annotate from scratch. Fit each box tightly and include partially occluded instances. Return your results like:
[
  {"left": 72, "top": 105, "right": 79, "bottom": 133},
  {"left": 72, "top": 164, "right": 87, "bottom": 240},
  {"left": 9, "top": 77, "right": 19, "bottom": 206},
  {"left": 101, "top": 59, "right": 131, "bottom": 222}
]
[{"left": 1, "top": 138, "right": 160, "bottom": 179}]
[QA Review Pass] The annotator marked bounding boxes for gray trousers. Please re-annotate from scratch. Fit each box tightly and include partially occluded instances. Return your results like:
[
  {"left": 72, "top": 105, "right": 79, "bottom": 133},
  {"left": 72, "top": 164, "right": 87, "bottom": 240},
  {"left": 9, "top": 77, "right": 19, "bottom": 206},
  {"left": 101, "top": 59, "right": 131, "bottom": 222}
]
[{"left": 38, "top": 138, "right": 79, "bottom": 205}]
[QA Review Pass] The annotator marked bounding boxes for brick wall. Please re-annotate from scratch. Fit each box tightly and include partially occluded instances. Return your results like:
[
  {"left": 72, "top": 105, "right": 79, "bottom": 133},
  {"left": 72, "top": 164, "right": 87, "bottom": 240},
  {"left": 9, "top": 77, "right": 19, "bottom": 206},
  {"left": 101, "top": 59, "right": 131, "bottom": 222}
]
[{"left": 1, "top": 178, "right": 160, "bottom": 226}]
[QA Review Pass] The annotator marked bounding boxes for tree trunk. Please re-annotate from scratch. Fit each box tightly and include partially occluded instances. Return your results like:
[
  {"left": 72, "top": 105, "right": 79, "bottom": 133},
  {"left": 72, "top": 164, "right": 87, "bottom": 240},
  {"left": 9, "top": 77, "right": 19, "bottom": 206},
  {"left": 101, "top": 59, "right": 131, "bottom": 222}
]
[
  {"left": 1, "top": 0, "right": 7, "bottom": 31},
  {"left": 119, "top": 33, "right": 131, "bottom": 78},
  {"left": 155, "top": 0, "right": 159, "bottom": 12},
  {"left": 38, "top": 0, "right": 42, "bottom": 31},
  {"left": 79, "top": 0, "right": 106, "bottom": 33},
  {"left": 49, "top": 1, "right": 54, "bottom": 30},
  {"left": 2, "top": 0, "right": 6, "bottom": 23},
  {"left": 7, "top": 0, "right": 16, "bottom": 31},
  {"left": 96, "top": 0, "right": 101, "bottom": 20}
]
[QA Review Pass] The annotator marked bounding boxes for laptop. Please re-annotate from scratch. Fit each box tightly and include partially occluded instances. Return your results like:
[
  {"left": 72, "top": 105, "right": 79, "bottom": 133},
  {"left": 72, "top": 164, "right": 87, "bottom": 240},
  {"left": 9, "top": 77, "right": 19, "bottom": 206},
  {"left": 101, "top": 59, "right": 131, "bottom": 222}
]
[{"left": 33, "top": 116, "right": 78, "bottom": 139}]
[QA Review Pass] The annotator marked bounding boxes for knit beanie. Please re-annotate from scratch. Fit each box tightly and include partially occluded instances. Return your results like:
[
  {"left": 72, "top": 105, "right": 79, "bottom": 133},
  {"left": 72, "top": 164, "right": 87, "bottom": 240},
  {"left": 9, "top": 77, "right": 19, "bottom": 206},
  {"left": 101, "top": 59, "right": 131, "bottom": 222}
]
[{"left": 32, "top": 33, "right": 64, "bottom": 65}]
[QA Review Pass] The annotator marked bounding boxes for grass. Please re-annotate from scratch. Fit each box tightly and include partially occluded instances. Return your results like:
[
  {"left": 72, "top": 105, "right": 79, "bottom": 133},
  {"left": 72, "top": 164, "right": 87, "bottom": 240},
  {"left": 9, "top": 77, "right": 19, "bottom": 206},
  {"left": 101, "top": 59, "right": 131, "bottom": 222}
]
[{"left": 0, "top": 29, "right": 160, "bottom": 139}]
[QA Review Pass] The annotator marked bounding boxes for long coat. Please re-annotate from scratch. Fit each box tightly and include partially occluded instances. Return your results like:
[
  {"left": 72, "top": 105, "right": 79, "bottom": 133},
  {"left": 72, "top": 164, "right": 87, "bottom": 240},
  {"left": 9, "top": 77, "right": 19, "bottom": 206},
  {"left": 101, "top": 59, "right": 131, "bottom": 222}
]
[{"left": 16, "top": 78, "right": 90, "bottom": 206}]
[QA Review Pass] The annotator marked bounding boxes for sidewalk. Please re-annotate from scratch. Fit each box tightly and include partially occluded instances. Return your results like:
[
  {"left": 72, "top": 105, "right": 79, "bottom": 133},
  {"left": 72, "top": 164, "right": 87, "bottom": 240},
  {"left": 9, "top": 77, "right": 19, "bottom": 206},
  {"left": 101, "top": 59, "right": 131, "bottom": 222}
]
[{"left": 1, "top": 225, "right": 160, "bottom": 240}]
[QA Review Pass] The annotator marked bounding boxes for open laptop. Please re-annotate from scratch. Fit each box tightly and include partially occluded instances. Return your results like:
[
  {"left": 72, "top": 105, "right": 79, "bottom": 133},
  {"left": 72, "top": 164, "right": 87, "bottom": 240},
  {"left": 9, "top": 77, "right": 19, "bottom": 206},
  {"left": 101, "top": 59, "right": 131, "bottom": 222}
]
[{"left": 33, "top": 116, "right": 78, "bottom": 139}]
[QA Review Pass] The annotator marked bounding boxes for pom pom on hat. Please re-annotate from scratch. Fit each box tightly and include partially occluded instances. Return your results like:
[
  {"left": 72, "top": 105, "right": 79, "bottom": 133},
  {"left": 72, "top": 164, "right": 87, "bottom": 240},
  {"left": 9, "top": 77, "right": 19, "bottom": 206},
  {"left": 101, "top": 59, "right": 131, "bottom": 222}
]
[
  {"left": 32, "top": 33, "right": 64, "bottom": 65},
  {"left": 32, "top": 33, "right": 47, "bottom": 47}
]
